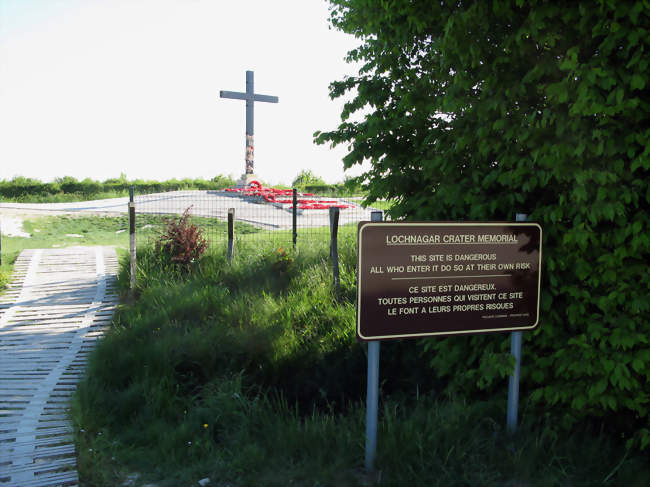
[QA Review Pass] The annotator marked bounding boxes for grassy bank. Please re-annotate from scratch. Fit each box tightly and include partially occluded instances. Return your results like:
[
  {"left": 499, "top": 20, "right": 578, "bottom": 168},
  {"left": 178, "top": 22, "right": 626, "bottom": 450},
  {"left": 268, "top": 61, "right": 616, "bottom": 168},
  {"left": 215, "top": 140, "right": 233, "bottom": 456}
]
[{"left": 72, "top": 239, "right": 649, "bottom": 486}]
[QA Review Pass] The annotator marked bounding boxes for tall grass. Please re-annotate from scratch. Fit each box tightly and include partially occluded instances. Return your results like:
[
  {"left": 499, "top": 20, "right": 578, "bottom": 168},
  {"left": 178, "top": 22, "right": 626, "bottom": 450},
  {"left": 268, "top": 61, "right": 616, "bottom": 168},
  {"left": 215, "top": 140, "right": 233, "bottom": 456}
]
[{"left": 72, "top": 239, "right": 649, "bottom": 486}]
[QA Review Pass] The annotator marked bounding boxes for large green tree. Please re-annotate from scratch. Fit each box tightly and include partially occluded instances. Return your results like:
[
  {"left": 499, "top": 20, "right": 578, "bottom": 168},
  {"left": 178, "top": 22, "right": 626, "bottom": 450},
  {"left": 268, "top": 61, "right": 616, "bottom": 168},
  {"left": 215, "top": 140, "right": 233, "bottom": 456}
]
[{"left": 317, "top": 1, "right": 649, "bottom": 447}]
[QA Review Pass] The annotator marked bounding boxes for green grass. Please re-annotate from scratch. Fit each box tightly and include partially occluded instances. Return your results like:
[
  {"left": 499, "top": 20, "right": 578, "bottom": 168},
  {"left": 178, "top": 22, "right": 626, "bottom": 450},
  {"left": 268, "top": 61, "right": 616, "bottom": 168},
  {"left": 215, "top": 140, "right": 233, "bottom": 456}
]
[
  {"left": 21, "top": 215, "right": 134, "bottom": 246},
  {"left": 20, "top": 213, "right": 261, "bottom": 245},
  {"left": 3, "top": 190, "right": 132, "bottom": 203},
  {"left": 364, "top": 199, "right": 394, "bottom": 212},
  {"left": 1, "top": 212, "right": 646, "bottom": 485},
  {"left": 0, "top": 215, "right": 129, "bottom": 293},
  {"left": 1, "top": 214, "right": 143, "bottom": 279},
  {"left": 72, "top": 240, "right": 650, "bottom": 486},
  {"left": 0, "top": 259, "right": 12, "bottom": 291},
  {"left": 0, "top": 213, "right": 267, "bottom": 294}
]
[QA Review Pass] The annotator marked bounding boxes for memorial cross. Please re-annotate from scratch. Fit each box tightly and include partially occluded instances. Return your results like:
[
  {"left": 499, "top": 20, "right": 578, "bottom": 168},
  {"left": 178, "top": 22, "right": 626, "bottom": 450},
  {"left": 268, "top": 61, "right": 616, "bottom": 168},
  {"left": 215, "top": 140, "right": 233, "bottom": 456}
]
[{"left": 220, "top": 70, "right": 279, "bottom": 177}]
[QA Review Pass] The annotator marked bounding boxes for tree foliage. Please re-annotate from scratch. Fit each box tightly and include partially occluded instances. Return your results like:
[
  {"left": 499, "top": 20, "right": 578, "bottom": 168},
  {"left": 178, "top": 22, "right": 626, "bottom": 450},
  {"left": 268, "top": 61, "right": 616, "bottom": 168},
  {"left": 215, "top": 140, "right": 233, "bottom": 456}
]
[
  {"left": 317, "top": 0, "right": 649, "bottom": 447},
  {"left": 291, "top": 169, "right": 327, "bottom": 187}
]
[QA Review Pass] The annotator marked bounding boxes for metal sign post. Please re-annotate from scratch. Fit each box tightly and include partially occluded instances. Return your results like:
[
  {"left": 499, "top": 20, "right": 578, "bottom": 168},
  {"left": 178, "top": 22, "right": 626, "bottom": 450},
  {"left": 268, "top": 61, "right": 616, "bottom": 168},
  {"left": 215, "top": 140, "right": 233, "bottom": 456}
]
[
  {"left": 365, "top": 211, "right": 383, "bottom": 472},
  {"left": 507, "top": 213, "right": 528, "bottom": 433},
  {"left": 357, "top": 219, "right": 542, "bottom": 472}
]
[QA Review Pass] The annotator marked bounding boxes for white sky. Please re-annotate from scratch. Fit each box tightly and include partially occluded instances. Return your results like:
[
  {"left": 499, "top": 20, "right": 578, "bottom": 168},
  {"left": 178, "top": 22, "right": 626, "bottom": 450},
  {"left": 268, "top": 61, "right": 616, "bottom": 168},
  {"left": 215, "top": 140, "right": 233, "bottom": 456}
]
[{"left": 0, "top": 0, "right": 364, "bottom": 186}]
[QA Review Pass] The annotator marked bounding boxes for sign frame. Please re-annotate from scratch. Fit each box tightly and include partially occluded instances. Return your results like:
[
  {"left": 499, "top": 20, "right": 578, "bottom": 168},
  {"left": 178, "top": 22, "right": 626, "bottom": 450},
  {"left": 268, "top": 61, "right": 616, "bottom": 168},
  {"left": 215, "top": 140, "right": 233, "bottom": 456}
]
[{"left": 356, "top": 221, "right": 542, "bottom": 341}]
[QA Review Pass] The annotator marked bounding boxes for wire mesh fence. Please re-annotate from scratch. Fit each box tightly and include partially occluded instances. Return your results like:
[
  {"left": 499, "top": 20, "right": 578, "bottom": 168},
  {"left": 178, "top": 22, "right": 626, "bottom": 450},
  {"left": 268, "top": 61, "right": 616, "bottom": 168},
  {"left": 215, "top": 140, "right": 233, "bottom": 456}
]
[{"left": 132, "top": 187, "right": 383, "bottom": 249}]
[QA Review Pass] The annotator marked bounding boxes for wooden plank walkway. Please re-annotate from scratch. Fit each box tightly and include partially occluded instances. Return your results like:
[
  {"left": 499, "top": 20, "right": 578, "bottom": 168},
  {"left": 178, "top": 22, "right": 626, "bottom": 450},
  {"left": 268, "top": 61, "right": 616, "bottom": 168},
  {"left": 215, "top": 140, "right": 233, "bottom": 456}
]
[{"left": 0, "top": 247, "right": 119, "bottom": 487}]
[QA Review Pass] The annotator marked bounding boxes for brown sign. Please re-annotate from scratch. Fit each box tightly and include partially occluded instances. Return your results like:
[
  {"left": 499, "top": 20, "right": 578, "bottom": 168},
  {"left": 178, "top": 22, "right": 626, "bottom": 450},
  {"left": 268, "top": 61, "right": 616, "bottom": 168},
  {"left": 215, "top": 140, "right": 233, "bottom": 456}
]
[{"left": 357, "top": 222, "right": 542, "bottom": 341}]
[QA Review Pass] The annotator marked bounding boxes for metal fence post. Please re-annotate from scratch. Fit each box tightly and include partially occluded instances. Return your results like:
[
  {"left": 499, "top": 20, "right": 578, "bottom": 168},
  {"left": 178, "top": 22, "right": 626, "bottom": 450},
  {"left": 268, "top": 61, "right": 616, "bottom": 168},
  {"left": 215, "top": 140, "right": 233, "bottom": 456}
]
[
  {"left": 227, "top": 208, "right": 235, "bottom": 264},
  {"left": 365, "top": 210, "right": 383, "bottom": 472},
  {"left": 507, "top": 212, "right": 527, "bottom": 433},
  {"left": 129, "top": 186, "right": 136, "bottom": 292},
  {"left": 0, "top": 219, "right": 3, "bottom": 266},
  {"left": 292, "top": 188, "right": 297, "bottom": 248},
  {"left": 329, "top": 207, "right": 340, "bottom": 295}
]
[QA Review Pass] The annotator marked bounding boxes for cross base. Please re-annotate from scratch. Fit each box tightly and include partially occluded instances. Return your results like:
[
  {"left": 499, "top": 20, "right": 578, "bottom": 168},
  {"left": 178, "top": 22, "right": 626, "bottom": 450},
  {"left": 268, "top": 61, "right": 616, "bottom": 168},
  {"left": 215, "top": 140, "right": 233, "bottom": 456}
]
[{"left": 235, "top": 173, "right": 260, "bottom": 188}]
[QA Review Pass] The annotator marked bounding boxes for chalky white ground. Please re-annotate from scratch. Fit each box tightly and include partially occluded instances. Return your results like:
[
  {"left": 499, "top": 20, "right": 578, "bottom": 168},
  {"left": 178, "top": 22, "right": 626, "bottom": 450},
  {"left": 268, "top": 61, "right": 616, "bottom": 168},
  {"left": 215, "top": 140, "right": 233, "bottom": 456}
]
[
  {"left": 0, "top": 216, "right": 31, "bottom": 238},
  {"left": 0, "top": 246, "right": 119, "bottom": 486}
]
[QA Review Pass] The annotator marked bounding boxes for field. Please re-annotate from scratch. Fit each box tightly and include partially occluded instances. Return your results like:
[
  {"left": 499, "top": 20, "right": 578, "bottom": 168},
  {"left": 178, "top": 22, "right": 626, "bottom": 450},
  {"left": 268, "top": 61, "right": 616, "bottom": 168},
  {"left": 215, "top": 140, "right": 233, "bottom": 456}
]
[
  {"left": 0, "top": 214, "right": 127, "bottom": 292},
  {"left": 1, "top": 213, "right": 647, "bottom": 486}
]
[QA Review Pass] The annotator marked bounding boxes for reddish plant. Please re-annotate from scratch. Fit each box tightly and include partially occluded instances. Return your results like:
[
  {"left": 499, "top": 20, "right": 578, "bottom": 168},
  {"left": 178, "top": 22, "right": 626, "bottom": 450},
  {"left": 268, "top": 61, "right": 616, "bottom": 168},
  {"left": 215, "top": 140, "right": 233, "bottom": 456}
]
[{"left": 156, "top": 207, "right": 208, "bottom": 269}]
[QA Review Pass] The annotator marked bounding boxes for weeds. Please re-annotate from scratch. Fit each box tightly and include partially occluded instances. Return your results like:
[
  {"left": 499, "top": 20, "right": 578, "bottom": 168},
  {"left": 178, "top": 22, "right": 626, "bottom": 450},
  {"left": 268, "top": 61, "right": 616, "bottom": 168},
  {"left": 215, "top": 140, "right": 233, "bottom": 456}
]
[{"left": 155, "top": 207, "right": 208, "bottom": 269}]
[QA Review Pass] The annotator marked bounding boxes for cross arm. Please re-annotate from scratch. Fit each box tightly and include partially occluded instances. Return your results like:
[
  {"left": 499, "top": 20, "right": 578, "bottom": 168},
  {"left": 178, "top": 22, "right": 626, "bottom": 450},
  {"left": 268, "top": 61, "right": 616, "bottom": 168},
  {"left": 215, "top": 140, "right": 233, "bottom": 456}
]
[
  {"left": 253, "top": 94, "right": 279, "bottom": 103},
  {"left": 220, "top": 90, "right": 247, "bottom": 100}
]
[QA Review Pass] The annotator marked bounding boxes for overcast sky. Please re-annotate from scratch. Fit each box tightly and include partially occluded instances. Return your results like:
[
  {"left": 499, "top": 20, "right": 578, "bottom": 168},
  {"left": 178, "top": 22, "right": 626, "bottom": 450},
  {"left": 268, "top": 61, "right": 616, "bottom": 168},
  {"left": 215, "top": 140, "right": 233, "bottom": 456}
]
[{"left": 0, "top": 0, "right": 365, "bottom": 185}]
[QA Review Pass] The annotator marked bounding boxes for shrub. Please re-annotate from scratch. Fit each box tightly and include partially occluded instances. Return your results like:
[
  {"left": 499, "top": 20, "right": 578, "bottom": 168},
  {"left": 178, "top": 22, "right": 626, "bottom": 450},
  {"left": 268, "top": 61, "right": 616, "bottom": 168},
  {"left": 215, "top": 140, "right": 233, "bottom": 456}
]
[
  {"left": 291, "top": 169, "right": 326, "bottom": 187},
  {"left": 268, "top": 247, "right": 294, "bottom": 275},
  {"left": 318, "top": 0, "right": 650, "bottom": 448},
  {"left": 155, "top": 207, "right": 208, "bottom": 269}
]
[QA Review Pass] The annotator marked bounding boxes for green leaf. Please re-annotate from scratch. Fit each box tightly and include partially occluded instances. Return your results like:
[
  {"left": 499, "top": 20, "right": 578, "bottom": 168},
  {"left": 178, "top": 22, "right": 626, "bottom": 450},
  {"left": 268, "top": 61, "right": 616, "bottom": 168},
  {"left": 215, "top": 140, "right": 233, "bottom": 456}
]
[
  {"left": 630, "top": 74, "right": 646, "bottom": 90},
  {"left": 589, "top": 379, "right": 608, "bottom": 398},
  {"left": 631, "top": 358, "right": 645, "bottom": 373}
]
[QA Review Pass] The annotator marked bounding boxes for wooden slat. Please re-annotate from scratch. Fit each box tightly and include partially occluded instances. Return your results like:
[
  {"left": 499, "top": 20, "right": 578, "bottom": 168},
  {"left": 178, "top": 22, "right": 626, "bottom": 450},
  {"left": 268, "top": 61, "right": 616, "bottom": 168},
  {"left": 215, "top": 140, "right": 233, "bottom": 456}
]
[{"left": 0, "top": 246, "right": 118, "bottom": 486}]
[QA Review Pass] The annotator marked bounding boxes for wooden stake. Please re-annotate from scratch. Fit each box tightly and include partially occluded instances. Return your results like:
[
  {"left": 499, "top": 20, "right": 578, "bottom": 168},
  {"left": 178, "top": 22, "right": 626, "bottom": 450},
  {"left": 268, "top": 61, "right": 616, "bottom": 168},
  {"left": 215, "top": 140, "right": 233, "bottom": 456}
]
[
  {"left": 129, "top": 187, "right": 136, "bottom": 292},
  {"left": 227, "top": 208, "right": 235, "bottom": 264}
]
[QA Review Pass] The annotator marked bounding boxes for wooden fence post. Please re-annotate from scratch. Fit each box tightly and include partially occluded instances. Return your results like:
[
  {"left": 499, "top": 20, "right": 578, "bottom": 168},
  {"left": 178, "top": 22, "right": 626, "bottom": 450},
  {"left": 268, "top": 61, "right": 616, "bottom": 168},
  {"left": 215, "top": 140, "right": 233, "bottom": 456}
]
[
  {"left": 227, "top": 208, "right": 235, "bottom": 264},
  {"left": 129, "top": 186, "right": 136, "bottom": 292},
  {"left": 329, "top": 206, "right": 340, "bottom": 295}
]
